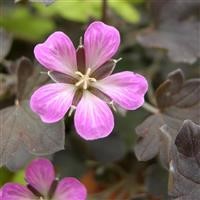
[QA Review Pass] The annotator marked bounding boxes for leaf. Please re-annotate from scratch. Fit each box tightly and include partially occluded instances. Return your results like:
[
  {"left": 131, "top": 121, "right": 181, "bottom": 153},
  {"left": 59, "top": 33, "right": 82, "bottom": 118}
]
[
  {"left": 12, "top": 169, "right": 26, "bottom": 184},
  {"left": 0, "top": 6, "right": 55, "bottom": 41},
  {"left": 109, "top": 0, "right": 140, "bottom": 23},
  {"left": 5, "top": 146, "right": 34, "bottom": 171},
  {"left": 134, "top": 69, "right": 200, "bottom": 167},
  {"left": 0, "top": 101, "right": 65, "bottom": 168},
  {"left": 32, "top": 0, "right": 55, "bottom": 6},
  {"left": 35, "top": 0, "right": 101, "bottom": 23},
  {"left": 15, "top": 0, "right": 55, "bottom": 6},
  {"left": 169, "top": 120, "right": 200, "bottom": 200},
  {"left": 0, "top": 57, "right": 65, "bottom": 169},
  {"left": 0, "top": 167, "right": 13, "bottom": 186},
  {"left": 145, "top": 163, "right": 168, "bottom": 199},
  {"left": 137, "top": 0, "right": 200, "bottom": 63},
  {"left": 16, "top": 57, "right": 34, "bottom": 101},
  {"left": 0, "top": 28, "right": 13, "bottom": 62},
  {"left": 16, "top": 57, "right": 50, "bottom": 101}
]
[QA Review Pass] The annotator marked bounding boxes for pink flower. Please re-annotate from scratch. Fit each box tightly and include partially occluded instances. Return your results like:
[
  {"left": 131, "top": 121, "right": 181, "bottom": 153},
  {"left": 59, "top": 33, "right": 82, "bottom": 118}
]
[
  {"left": 1, "top": 158, "right": 87, "bottom": 200},
  {"left": 30, "top": 21, "right": 148, "bottom": 140}
]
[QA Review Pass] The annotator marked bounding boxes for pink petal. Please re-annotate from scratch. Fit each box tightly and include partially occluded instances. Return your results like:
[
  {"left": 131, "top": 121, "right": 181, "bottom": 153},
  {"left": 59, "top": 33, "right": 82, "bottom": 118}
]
[
  {"left": 2, "top": 183, "right": 36, "bottom": 200},
  {"left": 34, "top": 31, "right": 77, "bottom": 75},
  {"left": 30, "top": 83, "right": 75, "bottom": 123},
  {"left": 53, "top": 178, "right": 87, "bottom": 200},
  {"left": 0, "top": 188, "right": 3, "bottom": 200},
  {"left": 84, "top": 21, "right": 120, "bottom": 71},
  {"left": 25, "top": 158, "right": 55, "bottom": 197},
  {"left": 94, "top": 71, "right": 148, "bottom": 110},
  {"left": 74, "top": 91, "right": 114, "bottom": 140}
]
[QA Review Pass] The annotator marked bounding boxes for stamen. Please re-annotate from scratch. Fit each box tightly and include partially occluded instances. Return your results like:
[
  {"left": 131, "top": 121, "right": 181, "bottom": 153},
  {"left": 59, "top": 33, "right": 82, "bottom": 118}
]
[
  {"left": 109, "top": 101, "right": 117, "bottom": 112},
  {"left": 113, "top": 57, "right": 122, "bottom": 63},
  {"left": 48, "top": 71, "right": 58, "bottom": 83},
  {"left": 85, "top": 68, "right": 91, "bottom": 76},
  {"left": 75, "top": 71, "right": 84, "bottom": 77},
  {"left": 89, "top": 78, "right": 97, "bottom": 82},
  {"left": 75, "top": 79, "right": 85, "bottom": 87},
  {"left": 68, "top": 105, "right": 76, "bottom": 117},
  {"left": 83, "top": 80, "right": 88, "bottom": 90},
  {"left": 74, "top": 68, "right": 96, "bottom": 89},
  {"left": 79, "top": 36, "right": 83, "bottom": 47}
]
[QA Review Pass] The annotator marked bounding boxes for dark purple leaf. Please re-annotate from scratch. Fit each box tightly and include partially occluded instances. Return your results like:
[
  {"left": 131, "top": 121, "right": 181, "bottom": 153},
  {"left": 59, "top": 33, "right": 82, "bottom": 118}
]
[
  {"left": 169, "top": 120, "right": 200, "bottom": 200},
  {"left": 0, "top": 28, "right": 12, "bottom": 62},
  {"left": 134, "top": 69, "right": 200, "bottom": 167},
  {"left": 0, "top": 101, "right": 65, "bottom": 168},
  {"left": 137, "top": 0, "right": 200, "bottom": 64},
  {"left": 17, "top": 57, "right": 34, "bottom": 101}
]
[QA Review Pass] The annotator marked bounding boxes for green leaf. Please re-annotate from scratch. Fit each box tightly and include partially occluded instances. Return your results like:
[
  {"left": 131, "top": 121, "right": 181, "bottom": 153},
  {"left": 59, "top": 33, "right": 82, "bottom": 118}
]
[
  {"left": 35, "top": 0, "right": 101, "bottom": 22},
  {"left": 12, "top": 169, "right": 26, "bottom": 184},
  {"left": 0, "top": 6, "right": 55, "bottom": 41},
  {"left": 109, "top": 0, "right": 140, "bottom": 23},
  {"left": 0, "top": 167, "right": 13, "bottom": 186}
]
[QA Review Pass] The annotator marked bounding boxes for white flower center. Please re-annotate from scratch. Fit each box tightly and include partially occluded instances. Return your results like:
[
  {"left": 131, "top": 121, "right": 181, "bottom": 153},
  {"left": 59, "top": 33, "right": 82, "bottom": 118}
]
[{"left": 75, "top": 68, "right": 96, "bottom": 90}]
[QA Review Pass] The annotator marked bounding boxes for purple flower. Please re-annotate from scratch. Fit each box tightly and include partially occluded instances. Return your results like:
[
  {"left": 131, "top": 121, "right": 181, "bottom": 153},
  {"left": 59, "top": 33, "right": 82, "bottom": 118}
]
[
  {"left": 30, "top": 21, "right": 148, "bottom": 140},
  {"left": 1, "top": 158, "right": 87, "bottom": 200}
]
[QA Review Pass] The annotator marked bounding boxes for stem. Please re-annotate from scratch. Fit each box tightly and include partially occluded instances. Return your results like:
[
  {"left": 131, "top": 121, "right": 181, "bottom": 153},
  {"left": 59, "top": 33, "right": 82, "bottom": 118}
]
[
  {"left": 102, "top": 0, "right": 108, "bottom": 23},
  {"left": 142, "top": 101, "right": 159, "bottom": 114}
]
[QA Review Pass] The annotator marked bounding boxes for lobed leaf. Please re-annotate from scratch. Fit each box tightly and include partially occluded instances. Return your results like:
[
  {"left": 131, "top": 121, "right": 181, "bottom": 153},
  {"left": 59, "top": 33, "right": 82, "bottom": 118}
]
[
  {"left": 134, "top": 69, "right": 200, "bottom": 167},
  {"left": 0, "top": 101, "right": 65, "bottom": 169},
  {"left": 0, "top": 57, "right": 65, "bottom": 169},
  {"left": 137, "top": 0, "right": 200, "bottom": 63},
  {"left": 0, "top": 28, "right": 13, "bottom": 62},
  {"left": 169, "top": 120, "right": 200, "bottom": 200}
]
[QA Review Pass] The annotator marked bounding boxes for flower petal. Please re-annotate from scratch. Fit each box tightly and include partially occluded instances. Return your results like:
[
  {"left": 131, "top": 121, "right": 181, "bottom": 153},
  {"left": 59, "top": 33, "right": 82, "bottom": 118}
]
[
  {"left": 84, "top": 21, "right": 120, "bottom": 71},
  {"left": 30, "top": 83, "right": 75, "bottom": 123},
  {"left": 74, "top": 91, "right": 114, "bottom": 140},
  {"left": 25, "top": 158, "right": 55, "bottom": 197},
  {"left": 0, "top": 187, "right": 3, "bottom": 200},
  {"left": 2, "top": 183, "right": 36, "bottom": 200},
  {"left": 34, "top": 31, "right": 77, "bottom": 75},
  {"left": 94, "top": 71, "right": 148, "bottom": 110},
  {"left": 53, "top": 178, "right": 87, "bottom": 200}
]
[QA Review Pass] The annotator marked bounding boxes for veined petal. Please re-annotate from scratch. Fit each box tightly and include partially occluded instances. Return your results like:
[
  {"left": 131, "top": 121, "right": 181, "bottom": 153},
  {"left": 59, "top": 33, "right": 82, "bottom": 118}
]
[
  {"left": 25, "top": 158, "right": 55, "bottom": 197},
  {"left": 74, "top": 91, "right": 114, "bottom": 140},
  {"left": 30, "top": 83, "right": 75, "bottom": 123},
  {"left": 53, "top": 178, "right": 87, "bottom": 200},
  {"left": 2, "top": 183, "right": 36, "bottom": 200},
  {"left": 84, "top": 21, "right": 120, "bottom": 71},
  {"left": 34, "top": 31, "right": 77, "bottom": 75},
  {"left": 94, "top": 71, "right": 148, "bottom": 110}
]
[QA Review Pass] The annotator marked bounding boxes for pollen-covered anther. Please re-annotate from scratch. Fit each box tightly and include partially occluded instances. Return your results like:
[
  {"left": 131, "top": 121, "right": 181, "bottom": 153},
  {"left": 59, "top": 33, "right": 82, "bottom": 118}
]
[{"left": 75, "top": 68, "right": 96, "bottom": 90}]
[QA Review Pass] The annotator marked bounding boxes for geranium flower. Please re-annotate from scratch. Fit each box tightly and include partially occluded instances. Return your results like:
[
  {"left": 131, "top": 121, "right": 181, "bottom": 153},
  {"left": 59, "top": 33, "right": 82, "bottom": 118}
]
[
  {"left": 30, "top": 21, "right": 148, "bottom": 140},
  {"left": 1, "top": 158, "right": 87, "bottom": 200}
]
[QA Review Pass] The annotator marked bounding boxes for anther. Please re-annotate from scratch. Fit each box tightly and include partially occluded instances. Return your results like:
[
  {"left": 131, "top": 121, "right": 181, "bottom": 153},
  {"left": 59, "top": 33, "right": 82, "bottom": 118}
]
[
  {"left": 68, "top": 105, "right": 76, "bottom": 117},
  {"left": 109, "top": 101, "right": 117, "bottom": 112},
  {"left": 79, "top": 37, "right": 83, "bottom": 47},
  {"left": 113, "top": 57, "right": 122, "bottom": 63},
  {"left": 74, "top": 68, "right": 96, "bottom": 89}
]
